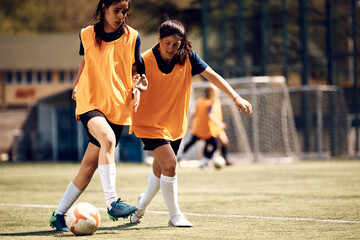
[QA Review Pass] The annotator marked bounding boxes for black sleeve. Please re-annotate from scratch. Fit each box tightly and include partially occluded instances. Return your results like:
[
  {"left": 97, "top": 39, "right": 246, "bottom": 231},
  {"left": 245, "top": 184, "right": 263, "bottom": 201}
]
[
  {"left": 79, "top": 32, "right": 84, "bottom": 56},
  {"left": 189, "top": 51, "right": 208, "bottom": 76},
  {"left": 134, "top": 33, "right": 145, "bottom": 75}
]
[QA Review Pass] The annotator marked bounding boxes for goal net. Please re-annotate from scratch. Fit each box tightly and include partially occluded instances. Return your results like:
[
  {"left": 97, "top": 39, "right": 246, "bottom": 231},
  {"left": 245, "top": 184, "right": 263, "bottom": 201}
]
[
  {"left": 180, "top": 76, "right": 301, "bottom": 163},
  {"left": 288, "top": 85, "right": 350, "bottom": 158}
]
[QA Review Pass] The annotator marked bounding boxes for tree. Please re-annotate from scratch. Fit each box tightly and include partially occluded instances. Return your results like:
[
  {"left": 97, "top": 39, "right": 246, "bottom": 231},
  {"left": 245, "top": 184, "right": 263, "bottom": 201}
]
[
  {"left": 0, "top": 0, "right": 200, "bottom": 35},
  {"left": 0, "top": 0, "right": 97, "bottom": 34}
]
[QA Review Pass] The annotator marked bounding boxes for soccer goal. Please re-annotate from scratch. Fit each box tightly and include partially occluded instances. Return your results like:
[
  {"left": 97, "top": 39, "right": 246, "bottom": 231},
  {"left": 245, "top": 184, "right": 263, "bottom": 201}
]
[
  {"left": 183, "top": 76, "right": 301, "bottom": 163},
  {"left": 288, "top": 85, "right": 351, "bottom": 158}
]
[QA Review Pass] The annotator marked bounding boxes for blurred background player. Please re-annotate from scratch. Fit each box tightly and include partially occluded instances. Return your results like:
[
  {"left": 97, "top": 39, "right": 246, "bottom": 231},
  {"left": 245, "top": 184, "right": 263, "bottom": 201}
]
[
  {"left": 129, "top": 19, "right": 252, "bottom": 227},
  {"left": 179, "top": 85, "right": 226, "bottom": 168},
  {"left": 210, "top": 86, "right": 232, "bottom": 166},
  {"left": 49, "top": 0, "right": 147, "bottom": 232}
]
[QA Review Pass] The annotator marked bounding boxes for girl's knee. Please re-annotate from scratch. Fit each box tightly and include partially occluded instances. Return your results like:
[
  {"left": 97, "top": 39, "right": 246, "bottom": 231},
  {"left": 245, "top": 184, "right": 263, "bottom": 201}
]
[
  {"left": 98, "top": 132, "right": 116, "bottom": 150},
  {"left": 161, "top": 160, "right": 177, "bottom": 176}
]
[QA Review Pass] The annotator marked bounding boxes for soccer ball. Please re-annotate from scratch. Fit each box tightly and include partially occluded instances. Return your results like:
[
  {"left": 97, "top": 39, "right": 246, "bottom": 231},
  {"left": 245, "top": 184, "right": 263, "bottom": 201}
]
[
  {"left": 66, "top": 202, "right": 101, "bottom": 236},
  {"left": 213, "top": 156, "right": 226, "bottom": 169}
]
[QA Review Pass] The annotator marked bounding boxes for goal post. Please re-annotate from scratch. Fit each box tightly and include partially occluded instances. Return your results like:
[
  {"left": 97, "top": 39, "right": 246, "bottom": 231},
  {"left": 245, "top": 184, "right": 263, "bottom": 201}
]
[{"left": 186, "top": 76, "right": 301, "bottom": 163}]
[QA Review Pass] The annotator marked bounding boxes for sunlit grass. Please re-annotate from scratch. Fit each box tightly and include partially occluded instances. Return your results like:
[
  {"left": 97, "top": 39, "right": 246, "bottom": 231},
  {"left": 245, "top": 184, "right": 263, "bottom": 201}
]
[{"left": 0, "top": 160, "right": 359, "bottom": 239}]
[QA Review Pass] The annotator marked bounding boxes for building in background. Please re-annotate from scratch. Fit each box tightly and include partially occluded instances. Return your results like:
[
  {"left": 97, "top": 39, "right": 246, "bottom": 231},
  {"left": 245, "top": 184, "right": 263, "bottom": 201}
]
[
  {"left": 0, "top": 34, "right": 143, "bottom": 162},
  {"left": 0, "top": 34, "right": 80, "bottom": 108}
]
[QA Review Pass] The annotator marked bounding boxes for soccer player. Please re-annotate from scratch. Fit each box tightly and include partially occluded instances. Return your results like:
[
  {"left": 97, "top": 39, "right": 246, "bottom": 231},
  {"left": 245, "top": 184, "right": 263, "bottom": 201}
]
[
  {"left": 49, "top": 0, "right": 147, "bottom": 232},
  {"left": 130, "top": 19, "right": 252, "bottom": 227},
  {"left": 212, "top": 88, "right": 232, "bottom": 166},
  {"left": 179, "top": 86, "right": 225, "bottom": 168},
  {"left": 204, "top": 86, "right": 232, "bottom": 166}
]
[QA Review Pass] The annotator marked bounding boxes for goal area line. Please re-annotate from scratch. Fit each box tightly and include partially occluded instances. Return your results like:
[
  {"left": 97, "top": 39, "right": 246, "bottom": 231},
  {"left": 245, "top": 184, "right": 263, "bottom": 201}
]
[{"left": 1, "top": 203, "right": 359, "bottom": 225}]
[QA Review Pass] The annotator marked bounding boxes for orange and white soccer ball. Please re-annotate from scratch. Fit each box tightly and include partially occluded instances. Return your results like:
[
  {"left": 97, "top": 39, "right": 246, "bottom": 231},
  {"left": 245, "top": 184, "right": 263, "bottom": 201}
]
[
  {"left": 66, "top": 202, "right": 101, "bottom": 236},
  {"left": 213, "top": 156, "right": 226, "bottom": 169}
]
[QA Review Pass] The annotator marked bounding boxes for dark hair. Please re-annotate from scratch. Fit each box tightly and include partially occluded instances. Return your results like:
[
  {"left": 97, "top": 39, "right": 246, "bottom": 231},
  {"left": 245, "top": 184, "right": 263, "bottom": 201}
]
[
  {"left": 92, "top": 0, "right": 131, "bottom": 49},
  {"left": 205, "top": 86, "right": 215, "bottom": 100},
  {"left": 159, "top": 20, "right": 192, "bottom": 65}
]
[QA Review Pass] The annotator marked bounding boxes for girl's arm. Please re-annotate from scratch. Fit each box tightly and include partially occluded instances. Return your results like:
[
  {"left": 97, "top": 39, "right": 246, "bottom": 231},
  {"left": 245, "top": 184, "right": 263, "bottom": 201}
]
[
  {"left": 200, "top": 66, "right": 252, "bottom": 114},
  {"left": 131, "top": 71, "right": 148, "bottom": 112},
  {"left": 72, "top": 58, "right": 85, "bottom": 100}
]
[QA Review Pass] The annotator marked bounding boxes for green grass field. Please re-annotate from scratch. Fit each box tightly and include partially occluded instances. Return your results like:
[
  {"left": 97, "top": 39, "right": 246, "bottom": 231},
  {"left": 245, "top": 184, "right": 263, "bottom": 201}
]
[{"left": 0, "top": 160, "right": 359, "bottom": 240}]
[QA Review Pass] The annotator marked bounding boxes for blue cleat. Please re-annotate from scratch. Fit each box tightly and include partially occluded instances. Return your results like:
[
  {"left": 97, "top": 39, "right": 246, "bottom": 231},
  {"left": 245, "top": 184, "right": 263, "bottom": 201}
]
[
  {"left": 107, "top": 198, "right": 137, "bottom": 221},
  {"left": 49, "top": 211, "right": 69, "bottom": 232}
]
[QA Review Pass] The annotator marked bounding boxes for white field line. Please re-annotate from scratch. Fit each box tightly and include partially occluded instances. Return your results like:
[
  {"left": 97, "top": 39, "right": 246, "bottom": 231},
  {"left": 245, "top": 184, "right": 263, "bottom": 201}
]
[{"left": 1, "top": 203, "right": 360, "bottom": 224}]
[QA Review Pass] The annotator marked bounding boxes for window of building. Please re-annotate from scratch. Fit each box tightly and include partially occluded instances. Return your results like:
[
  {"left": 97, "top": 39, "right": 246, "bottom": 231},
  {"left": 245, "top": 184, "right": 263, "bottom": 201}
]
[
  {"left": 59, "top": 70, "right": 76, "bottom": 83},
  {"left": 70, "top": 71, "right": 75, "bottom": 82},
  {"left": 16, "top": 71, "right": 22, "bottom": 84},
  {"left": 36, "top": 71, "right": 42, "bottom": 83},
  {"left": 6, "top": 71, "right": 12, "bottom": 84},
  {"left": 59, "top": 71, "right": 65, "bottom": 83},
  {"left": 46, "top": 71, "right": 52, "bottom": 83},
  {"left": 26, "top": 71, "right": 32, "bottom": 84}
]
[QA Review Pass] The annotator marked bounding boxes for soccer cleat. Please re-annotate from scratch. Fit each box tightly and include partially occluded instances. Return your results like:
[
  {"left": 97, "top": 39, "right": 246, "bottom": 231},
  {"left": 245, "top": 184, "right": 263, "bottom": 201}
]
[
  {"left": 168, "top": 213, "right": 193, "bottom": 227},
  {"left": 49, "top": 211, "right": 69, "bottom": 232},
  {"left": 130, "top": 193, "right": 147, "bottom": 224},
  {"left": 226, "top": 161, "right": 233, "bottom": 166},
  {"left": 107, "top": 198, "right": 137, "bottom": 221},
  {"left": 200, "top": 157, "right": 210, "bottom": 169}
]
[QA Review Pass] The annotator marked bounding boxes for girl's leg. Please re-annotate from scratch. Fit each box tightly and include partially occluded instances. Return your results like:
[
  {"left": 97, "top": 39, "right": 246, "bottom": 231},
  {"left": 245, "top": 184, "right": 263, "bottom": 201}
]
[
  {"left": 151, "top": 144, "right": 192, "bottom": 227},
  {"left": 50, "top": 143, "right": 99, "bottom": 231},
  {"left": 130, "top": 161, "right": 161, "bottom": 224},
  {"left": 55, "top": 143, "right": 99, "bottom": 214},
  {"left": 201, "top": 137, "right": 218, "bottom": 168},
  {"left": 218, "top": 131, "right": 230, "bottom": 165},
  {"left": 181, "top": 135, "right": 199, "bottom": 154},
  {"left": 177, "top": 135, "right": 199, "bottom": 161},
  {"left": 72, "top": 143, "right": 100, "bottom": 190},
  {"left": 204, "top": 137, "right": 217, "bottom": 159},
  {"left": 87, "top": 116, "right": 117, "bottom": 206},
  {"left": 87, "top": 116, "right": 136, "bottom": 220},
  {"left": 221, "top": 145, "right": 230, "bottom": 164},
  {"left": 139, "top": 160, "right": 161, "bottom": 209}
]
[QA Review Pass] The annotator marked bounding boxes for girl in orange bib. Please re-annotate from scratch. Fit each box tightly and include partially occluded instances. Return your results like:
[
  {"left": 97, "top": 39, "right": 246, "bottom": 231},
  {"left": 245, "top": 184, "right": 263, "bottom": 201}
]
[
  {"left": 180, "top": 86, "right": 226, "bottom": 168},
  {"left": 50, "top": 0, "right": 147, "bottom": 231},
  {"left": 130, "top": 20, "right": 252, "bottom": 227}
]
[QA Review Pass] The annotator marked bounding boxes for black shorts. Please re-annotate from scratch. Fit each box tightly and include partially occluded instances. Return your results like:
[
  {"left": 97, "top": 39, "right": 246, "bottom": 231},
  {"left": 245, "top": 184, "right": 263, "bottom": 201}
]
[
  {"left": 141, "top": 138, "right": 182, "bottom": 155},
  {"left": 79, "top": 110, "right": 124, "bottom": 148}
]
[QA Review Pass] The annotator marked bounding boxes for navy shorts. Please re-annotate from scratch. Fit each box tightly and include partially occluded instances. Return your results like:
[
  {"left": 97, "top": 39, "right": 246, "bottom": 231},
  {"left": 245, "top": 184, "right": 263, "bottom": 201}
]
[
  {"left": 79, "top": 110, "right": 123, "bottom": 148},
  {"left": 141, "top": 138, "right": 182, "bottom": 155}
]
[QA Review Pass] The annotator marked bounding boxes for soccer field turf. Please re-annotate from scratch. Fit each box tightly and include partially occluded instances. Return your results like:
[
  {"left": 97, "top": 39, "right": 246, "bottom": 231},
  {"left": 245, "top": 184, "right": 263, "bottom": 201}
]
[{"left": 0, "top": 160, "right": 359, "bottom": 239}]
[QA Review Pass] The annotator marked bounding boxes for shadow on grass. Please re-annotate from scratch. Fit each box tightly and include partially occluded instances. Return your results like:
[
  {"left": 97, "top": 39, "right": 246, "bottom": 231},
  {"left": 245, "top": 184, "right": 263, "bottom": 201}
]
[
  {"left": 0, "top": 230, "right": 65, "bottom": 237},
  {"left": 98, "top": 222, "right": 167, "bottom": 231},
  {"left": 0, "top": 223, "right": 167, "bottom": 237}
]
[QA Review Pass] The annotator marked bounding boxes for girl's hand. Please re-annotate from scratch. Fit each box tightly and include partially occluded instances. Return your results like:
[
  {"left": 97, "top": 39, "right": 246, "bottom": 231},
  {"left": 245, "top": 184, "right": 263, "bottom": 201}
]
[
  {"left": 219, "top": 122, "right": 227, "bottom": 129},
  {"left": 131, "top": 88, "right": 141, "bottom": 112},
  {"left": 133, "top": 74, "right": 148, "bottom": 92},
  {"left": 234, "top": 96, "right": 252, "bottom": 114},
  {"left": 72, "top": 85, "right": 78, "bottom": 100}
]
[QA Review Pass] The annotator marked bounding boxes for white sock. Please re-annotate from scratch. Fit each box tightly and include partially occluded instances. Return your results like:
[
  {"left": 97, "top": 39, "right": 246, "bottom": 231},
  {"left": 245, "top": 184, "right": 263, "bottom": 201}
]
[
  {"left": 55, "top": 181, "right": 83, "bottom": 215},
  {"left": 98, "top": 163, "right": 118, "bottom": 209},
  {"left": 138, "top": 171, "right": 160, "bottom": 209},
  {"left": 160, "top": 174, "right": 181, "bottom": 218}
]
